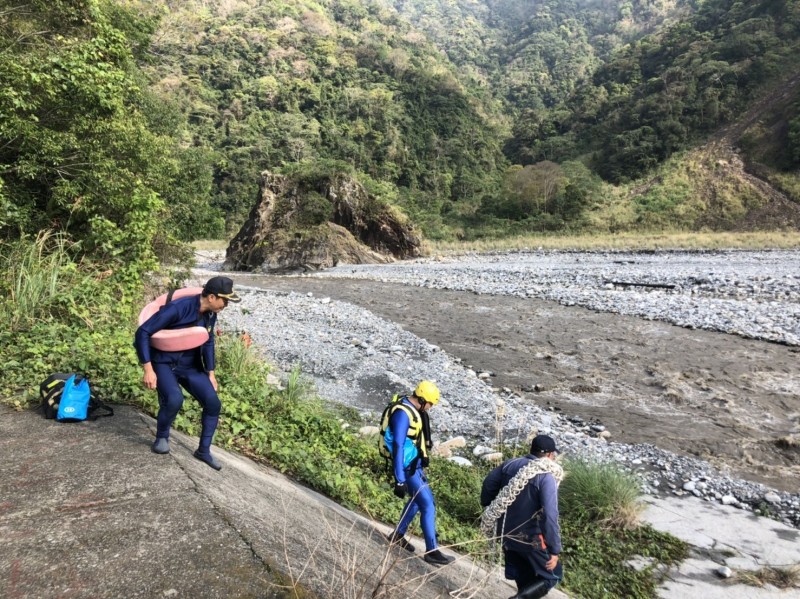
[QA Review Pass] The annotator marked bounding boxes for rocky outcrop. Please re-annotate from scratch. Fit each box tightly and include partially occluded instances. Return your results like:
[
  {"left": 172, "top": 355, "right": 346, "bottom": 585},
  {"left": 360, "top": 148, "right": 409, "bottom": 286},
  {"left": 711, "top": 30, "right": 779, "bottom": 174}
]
[
  {"left": 225, "top": 171, "right": 422, "bottom": 272},
  {"left": 254, "top": 222, "right": 393, "bottom": 272}
]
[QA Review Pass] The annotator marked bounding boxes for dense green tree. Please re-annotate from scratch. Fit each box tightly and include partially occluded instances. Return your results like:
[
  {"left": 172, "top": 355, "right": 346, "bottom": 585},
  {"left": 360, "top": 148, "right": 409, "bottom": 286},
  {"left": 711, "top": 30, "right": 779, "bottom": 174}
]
[{"left": 0, "top": 0, "right": 218, "bottom": 261}]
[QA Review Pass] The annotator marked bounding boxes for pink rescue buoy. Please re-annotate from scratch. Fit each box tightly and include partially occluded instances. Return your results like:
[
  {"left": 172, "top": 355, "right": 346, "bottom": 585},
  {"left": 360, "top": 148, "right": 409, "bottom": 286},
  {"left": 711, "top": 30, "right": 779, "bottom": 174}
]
[{"left": 138, "top": 287, "right": 209, "bottom": 352}]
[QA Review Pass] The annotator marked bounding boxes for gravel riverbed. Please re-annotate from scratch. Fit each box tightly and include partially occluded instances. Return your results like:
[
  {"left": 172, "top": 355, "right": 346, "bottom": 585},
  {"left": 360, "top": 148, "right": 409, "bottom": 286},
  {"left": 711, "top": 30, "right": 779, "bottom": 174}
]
[
  {"left": 193, "top": 248, "right": 800, "bottom": 528},
  {"left": 311, "top": 249, "right": 800, "bottom": 346}
]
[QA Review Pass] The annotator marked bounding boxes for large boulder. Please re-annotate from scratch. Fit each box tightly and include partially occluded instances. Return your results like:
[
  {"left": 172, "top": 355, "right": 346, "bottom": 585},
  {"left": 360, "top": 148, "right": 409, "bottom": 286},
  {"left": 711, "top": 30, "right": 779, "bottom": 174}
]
[
  {"left": 255, "top": 222, "right": 392, "bottom": 272},
  {"left": 225, "top": 170, "right": 422, "bottom": 272}
]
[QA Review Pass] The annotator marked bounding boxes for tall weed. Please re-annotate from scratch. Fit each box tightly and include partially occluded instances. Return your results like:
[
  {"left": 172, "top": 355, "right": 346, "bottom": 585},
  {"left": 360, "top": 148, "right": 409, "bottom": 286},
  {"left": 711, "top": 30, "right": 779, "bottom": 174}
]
[
  {"left": 0, "top": 230, "right": 131, "bottom": 333},
  {"left": 216, "top": 330, "right": 263, "bottom": 378},
  {"left": 560, "top": 458, "right": 643, "bottom": 529},
  {"left": 1, "top": 231, "right": 75, "bottom": 330},
  {"left": 283, "top": 364, "right": 314, "bottom": 404}
]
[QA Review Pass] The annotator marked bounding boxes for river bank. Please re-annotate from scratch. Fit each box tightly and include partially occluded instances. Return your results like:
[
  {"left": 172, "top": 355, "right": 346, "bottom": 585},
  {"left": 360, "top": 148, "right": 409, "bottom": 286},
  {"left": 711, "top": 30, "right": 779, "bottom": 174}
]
[{"left": 194, "top": 249, "right": 800, "bottom": 527}]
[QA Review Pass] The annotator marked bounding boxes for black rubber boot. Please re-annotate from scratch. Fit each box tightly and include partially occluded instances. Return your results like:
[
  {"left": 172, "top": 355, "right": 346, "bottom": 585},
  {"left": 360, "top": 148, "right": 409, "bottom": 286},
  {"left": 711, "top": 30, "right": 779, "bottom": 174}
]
[
  {"left": 516, "top": 579, "right": 551, "bottom": 599},
  {"left": 151, "top": 437, "right": 170, "bottom": 454},
  {"left": 423, "top": 549, "right": 455, "bottom": 566},
  {"left": 385, "top": 531, "right": 415, "bottom": 553}
]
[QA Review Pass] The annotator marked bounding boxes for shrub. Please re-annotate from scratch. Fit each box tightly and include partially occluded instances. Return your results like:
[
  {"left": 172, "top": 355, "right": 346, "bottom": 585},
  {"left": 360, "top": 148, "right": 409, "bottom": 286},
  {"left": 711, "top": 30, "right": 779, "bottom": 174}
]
[{"left": 560, "top": 458, "right": 644, "bottom": 529}]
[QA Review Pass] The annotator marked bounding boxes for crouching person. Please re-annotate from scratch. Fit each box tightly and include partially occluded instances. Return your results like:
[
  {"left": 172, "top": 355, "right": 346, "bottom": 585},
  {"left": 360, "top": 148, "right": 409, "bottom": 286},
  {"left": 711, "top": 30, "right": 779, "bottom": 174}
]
[{"left": 134, "top": 276, "right": 240, "bottom": 470}]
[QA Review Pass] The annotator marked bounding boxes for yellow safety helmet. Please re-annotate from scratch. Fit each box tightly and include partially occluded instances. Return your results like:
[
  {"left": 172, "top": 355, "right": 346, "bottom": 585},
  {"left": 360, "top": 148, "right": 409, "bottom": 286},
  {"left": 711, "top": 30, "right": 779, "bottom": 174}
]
[{"left": 414, "top": 380, "right": 440, "bottom": 405}]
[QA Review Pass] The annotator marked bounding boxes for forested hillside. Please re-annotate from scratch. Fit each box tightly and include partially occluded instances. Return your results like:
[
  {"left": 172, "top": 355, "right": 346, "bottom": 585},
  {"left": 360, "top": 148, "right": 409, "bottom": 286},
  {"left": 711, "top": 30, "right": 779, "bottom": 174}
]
[
  {"left": 2, "top": 0, "right": 799, "bottom": 250},
  {"left": 123, "top": 0, "right": 511, "bottom": 237},
  {"left": 511, "top": 0, "right": 800, "bottom": 182},
  {"left": 129, "top": 0, "right": 798, "bottom": 240},
  {"left": 390, "top": 0, "right": 693, "bottom": 112}
]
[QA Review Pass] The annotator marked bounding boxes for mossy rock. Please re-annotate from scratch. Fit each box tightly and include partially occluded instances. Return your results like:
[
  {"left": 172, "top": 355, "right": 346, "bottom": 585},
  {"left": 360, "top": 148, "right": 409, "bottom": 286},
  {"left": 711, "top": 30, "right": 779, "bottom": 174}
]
[{"left": 225, "top": 170, "right": 422, "bottom": 272}]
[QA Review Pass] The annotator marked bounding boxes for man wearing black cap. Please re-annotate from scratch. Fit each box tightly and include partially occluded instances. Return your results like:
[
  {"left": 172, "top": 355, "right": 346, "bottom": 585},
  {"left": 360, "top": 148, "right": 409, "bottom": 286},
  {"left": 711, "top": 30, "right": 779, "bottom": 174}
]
[
  {"left": 480, "top": 434, "right": 564, "bottom": 599},
  {"left": 134, "top": 276, "right": 241, "bottom": 470}
]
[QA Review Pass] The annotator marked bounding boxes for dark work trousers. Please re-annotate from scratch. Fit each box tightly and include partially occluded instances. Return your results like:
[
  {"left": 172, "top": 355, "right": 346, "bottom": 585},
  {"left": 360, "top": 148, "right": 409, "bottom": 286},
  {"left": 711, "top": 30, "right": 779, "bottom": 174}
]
[
  {"left": 152, "top": 352, "right": 221, "bottom": 453},
  {"left": 504, "top": 547, "right": 563, "bottom": 592}
]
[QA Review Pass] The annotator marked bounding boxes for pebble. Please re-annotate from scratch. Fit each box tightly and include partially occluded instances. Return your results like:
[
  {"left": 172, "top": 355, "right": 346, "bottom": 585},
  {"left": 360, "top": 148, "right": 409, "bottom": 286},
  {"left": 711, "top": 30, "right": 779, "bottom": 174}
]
[
  {"left": 482, "top": 452, "right": 504, "bottom": 463},
  {"left": 716, "top": 566, "right": 733, "bottom": 578},
  {"left": 472, "top": 445, "right": 494, "bottom": 456}
]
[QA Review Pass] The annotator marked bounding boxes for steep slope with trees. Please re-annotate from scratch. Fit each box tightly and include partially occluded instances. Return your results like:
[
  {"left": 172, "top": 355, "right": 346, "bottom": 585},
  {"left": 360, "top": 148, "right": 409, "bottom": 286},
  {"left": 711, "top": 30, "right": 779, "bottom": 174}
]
[
  {"left": 594, "top": 68, "right": 800, "bottom": 231},
  {"left": 496, "top": 0, "right": 800, "bottom": 232},
  {"left": 123, "top": 0, "right": 510, "bottom": 236},
  {"left": 512, "top": 0, "right": 800, "bottom": 181},
  {"left": 0, "top": 0, "right": 222, "bottom": 252},
  {"left": 390, "top": 0, "right": 694, "bottom": 112}
]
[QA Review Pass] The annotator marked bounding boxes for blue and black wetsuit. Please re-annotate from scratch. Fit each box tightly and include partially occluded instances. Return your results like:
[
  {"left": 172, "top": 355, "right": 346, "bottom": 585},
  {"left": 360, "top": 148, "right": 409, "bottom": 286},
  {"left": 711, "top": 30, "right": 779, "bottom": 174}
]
[
  {"left": 390, "top": 398, "right": 438, "bottom": 551},
  {"left": 481, "top": 455, "right": 563, "bottom": 591},
  {"left": 134, "top": 295, "right": 220, "bottom": 451}
]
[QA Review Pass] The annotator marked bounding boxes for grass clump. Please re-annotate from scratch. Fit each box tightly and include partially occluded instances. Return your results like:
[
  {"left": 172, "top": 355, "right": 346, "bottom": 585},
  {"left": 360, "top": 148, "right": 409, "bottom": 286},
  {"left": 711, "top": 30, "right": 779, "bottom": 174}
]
[
  {"left": 560, "top": 458, "right": 644, "bottom": 530},
  {"left": 558, "top": 458, "right": 687, "bottom": 597},
  {"left": 2, "top": 231, "right": 99, "bottom": 331},
  {"left": 735, "top": 565, "right": 800, "bottom": 589}
]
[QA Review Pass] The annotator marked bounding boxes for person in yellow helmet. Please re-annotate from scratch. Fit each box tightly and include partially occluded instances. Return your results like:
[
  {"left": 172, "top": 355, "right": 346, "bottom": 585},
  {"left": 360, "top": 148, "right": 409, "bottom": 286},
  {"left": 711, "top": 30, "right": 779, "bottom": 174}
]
[{"left": 384, "top": 380, "right": 454, "bottom": 566}]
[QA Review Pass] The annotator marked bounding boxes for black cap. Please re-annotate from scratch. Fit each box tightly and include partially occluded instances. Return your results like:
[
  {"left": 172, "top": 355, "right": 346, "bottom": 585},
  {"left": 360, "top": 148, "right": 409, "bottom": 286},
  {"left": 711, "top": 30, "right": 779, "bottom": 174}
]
[
  {"left": 203, "top": 276, "right": 241, "bottom": 302},
  {"left": 531, "top": 434, "right": 558, "bottom": 454}
]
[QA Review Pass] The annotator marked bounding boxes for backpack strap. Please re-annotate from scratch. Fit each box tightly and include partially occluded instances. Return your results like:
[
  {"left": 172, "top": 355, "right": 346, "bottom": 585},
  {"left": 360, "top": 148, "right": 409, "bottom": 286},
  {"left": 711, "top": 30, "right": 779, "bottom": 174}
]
[
  {"left": 158, "top": 288, "right": 177, "bottom": 312},
  {"left": 390, "top": 402, "right": 420, "bottom": 427}
]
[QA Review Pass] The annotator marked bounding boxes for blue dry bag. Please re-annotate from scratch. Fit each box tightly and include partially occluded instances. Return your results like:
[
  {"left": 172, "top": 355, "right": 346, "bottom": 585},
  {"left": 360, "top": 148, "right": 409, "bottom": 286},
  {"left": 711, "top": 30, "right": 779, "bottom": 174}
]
[{"left": 56, "top": 375, "right": 91, "bottom": 422}]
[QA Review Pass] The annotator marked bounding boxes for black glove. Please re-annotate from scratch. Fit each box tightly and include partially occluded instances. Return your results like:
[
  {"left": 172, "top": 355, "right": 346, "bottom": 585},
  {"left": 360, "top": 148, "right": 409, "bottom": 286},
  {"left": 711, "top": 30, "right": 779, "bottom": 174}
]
[
  {"left": 393, "top": 482, "right": 408, "bottom": 499},
  {"left": 420, "top": 456, "right": 430, "bottom": 468}
]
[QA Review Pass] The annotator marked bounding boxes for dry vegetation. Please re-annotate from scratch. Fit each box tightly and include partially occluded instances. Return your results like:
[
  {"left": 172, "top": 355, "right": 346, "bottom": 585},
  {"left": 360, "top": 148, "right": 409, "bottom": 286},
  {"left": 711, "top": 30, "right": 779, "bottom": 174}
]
[
  {"left": 198, "top": 231, "right": 800, "bottom": 258},
  {"left": 272, "top": 506, "right": 501, "bottom": 599},
  {"left": 428, "top": 231, "right": 800, "bottom": 254},
  {"left": 734, "top": 565, "right": 800, "bottom": 589}
]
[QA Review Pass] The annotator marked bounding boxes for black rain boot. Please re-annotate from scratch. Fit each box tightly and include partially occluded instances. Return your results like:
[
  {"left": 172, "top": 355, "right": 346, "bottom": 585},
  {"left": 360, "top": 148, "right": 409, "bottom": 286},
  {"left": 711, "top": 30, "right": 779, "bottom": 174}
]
[
  {"left": 516, "top": 579, "right": 551, "bottom": 599},
  {"left": 423, "top": 549, "right": 455, "bottom": 566},
  {"left": 385, "top": 531, "right": 415, "bottom": 553},
  {"left": 195, "top": 415, "right": 221, "bottom": 470}
]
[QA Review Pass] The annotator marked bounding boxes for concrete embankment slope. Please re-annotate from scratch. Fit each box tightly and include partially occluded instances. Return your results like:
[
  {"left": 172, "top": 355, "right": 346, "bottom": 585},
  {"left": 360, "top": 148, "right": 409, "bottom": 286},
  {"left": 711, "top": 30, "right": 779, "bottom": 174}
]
[
  {"left": 644, "top": 496, "right": 800, "bottom": 599},
  {"left": 0, "top": 404, "right": 556, "bottom": 599}
]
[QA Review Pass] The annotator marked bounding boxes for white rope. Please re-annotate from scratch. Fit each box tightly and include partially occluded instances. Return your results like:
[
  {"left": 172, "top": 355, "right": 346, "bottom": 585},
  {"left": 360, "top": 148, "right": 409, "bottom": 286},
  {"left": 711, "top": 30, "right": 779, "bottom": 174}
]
[{"left": 480, "top": 457, "right": 564, "bottom": 541}]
